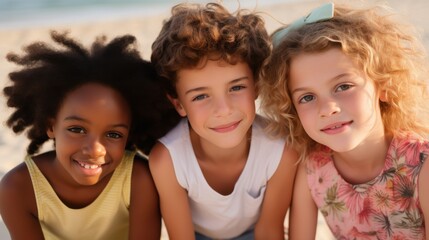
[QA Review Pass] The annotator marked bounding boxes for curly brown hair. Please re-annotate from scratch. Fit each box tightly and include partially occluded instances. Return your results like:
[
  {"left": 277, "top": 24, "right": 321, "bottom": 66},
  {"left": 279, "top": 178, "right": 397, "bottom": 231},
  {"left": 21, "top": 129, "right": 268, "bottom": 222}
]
[
  {"left": 151, "top": 2, "right": 271, "bottom": 97},
  {"left": 259, "top": 4, "right": 429, "bottom": 161},
  {"left": 3, "top": 31, "right": 180, "bottom": 155}
]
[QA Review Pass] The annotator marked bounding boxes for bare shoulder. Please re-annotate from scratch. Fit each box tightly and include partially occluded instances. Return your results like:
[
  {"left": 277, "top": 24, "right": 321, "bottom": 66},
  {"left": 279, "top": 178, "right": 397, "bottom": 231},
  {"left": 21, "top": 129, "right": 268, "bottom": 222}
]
[
  {"left": 131, "top": 154, "right": 150, "bottom": 178},
  {"left": 0, "top": 159, "right": 38, "bottom": 222},
  {"left": 254, "top": 142, "right": 299, "bottom": 238},
  {"left": 129, "top": 152, "right": 159, "bottom": 200},
  {"left": 267, "top": 141, "right": 299, "bottom": 191},
  {"left": 1, "top": 151, "right": 57, "bottom": 205},
  {"left": 281, "top": 142, "right": 300, "bottom": 164},
  {"left": 0, "top": 159, "right": 45, "bottom": 239},
  {"left": 148, "top": 142, "right": 173, "bottom": 171},
  {"left": 273, "top": 142, "right": 299, "bottom": 178},
  {"left": 147, "top": 142, "right": 195, "bottom": 238},
  {"left": 0, "top": 161, "right": 33, "bottom": 199},
  {"left": 147, "top": 142, "right": 178, "bottom": 187},
  {"left": 131, "top": 153, "right": 157, "bottom": 191}
]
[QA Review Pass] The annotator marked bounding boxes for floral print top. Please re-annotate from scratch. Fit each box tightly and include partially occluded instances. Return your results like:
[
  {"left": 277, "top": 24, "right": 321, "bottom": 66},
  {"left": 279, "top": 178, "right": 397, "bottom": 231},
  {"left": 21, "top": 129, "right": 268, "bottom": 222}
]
[{"left": 306, "top": 133, "right": 428, "bottom": 239}]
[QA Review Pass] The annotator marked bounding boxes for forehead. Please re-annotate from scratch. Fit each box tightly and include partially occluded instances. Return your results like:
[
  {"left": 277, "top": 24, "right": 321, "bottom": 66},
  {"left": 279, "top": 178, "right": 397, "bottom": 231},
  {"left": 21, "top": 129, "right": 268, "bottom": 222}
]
[
  {"left": 289, "top": 48, "right": 357, "bottom": 86},
  {"left": 65, "top": 83, "right": 120, "bottom": 103},
  {"left": 58, "top": 83, "right": 130, "bottom": 119},
  {"left": 176, "top": 60, "right": 253, "bottom": 87}
]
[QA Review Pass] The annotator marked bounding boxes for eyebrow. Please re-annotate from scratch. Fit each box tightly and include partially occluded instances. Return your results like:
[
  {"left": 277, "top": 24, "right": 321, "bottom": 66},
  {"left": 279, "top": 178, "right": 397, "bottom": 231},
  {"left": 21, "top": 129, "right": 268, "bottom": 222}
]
[
  {"left": 291, "top": 73, "right": 350, "bottom": 95},
  {"left": 185, "top": 76, "right": 249, "bottom": 95},
  {"left": 64, "top": 116, "right": 129, "bottom": 129}
]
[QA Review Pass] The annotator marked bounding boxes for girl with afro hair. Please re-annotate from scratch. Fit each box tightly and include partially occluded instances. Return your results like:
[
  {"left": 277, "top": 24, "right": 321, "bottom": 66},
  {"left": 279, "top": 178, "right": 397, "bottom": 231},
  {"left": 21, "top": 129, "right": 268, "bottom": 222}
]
[{"left": 0, "top": 31, "right": 180, "bottom": 239}]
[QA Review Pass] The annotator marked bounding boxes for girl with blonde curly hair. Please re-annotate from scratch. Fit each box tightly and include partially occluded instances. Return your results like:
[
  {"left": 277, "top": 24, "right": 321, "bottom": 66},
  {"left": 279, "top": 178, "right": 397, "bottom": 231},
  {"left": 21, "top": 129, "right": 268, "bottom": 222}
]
[{"left": 258, "top": 2, "right": 429, "bottom": 239}]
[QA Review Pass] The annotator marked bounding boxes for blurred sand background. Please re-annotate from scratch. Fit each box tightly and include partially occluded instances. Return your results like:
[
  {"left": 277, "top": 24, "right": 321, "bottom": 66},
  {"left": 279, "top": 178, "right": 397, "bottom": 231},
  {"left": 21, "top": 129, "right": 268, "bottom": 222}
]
[{"left": 0, "top": 0, "right": 428, "bottom": 239}]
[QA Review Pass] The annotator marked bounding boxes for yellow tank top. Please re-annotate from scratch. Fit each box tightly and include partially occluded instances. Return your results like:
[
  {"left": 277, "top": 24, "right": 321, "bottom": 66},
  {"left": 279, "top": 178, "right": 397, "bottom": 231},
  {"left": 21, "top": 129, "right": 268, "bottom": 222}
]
[{"left": 25, "top": 151, "right": 135, "bottom": 240}]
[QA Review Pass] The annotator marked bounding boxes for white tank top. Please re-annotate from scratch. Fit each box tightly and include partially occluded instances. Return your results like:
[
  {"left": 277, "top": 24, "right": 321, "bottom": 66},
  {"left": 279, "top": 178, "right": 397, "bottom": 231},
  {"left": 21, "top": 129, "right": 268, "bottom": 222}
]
[{"left": 159, "top": 115, "right": 285, "bottom": 239}]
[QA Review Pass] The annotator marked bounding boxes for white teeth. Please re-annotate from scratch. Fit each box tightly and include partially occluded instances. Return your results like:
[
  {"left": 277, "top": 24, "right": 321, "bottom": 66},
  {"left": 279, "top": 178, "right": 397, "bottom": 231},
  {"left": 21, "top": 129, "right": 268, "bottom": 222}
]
[
  {"left": 329, "top": 124, "right": 343, "bottom": 130},
  {"left": 77, "top": 162, "right": 100, "bottom": 169}
]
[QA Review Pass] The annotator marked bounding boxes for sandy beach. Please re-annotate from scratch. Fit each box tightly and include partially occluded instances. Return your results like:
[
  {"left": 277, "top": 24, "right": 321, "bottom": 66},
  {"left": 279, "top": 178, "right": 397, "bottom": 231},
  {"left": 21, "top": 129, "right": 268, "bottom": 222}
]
[{"left": 0, "top": 0, "right": 428, "bottom": 239}]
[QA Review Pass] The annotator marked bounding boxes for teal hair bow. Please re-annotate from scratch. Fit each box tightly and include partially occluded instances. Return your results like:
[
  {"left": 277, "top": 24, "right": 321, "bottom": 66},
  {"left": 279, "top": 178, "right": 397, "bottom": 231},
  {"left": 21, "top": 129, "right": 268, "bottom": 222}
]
[{"left": 272, "top": 2, "right": 335, "bottom": 48}]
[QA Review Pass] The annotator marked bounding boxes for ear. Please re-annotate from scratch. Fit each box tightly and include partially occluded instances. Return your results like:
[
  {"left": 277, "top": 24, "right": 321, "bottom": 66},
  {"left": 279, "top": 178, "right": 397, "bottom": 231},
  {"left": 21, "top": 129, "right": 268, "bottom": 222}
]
[
  {"left": 46, "top": 119, "right": 55, "bottom": 139},
  {"left": 379, "top": 89, "right": 388, "bottom": 102},
  {"left": 167, "top": 94, "right": 187, "bottom": 117}
]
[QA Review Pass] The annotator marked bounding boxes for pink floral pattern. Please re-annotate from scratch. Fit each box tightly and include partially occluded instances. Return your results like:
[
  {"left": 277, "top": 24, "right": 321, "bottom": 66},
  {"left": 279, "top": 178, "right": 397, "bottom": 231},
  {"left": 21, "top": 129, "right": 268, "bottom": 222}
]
[{"left": 306, "top": 133, "right": 428, "bottom": 239}]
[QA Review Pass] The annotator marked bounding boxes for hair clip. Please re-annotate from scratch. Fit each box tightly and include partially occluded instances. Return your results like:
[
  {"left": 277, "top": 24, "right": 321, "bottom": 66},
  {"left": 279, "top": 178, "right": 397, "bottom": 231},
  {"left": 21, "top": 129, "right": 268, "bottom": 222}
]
[{"left": 272, "top": 2, "right": 335, "bottom": 48}]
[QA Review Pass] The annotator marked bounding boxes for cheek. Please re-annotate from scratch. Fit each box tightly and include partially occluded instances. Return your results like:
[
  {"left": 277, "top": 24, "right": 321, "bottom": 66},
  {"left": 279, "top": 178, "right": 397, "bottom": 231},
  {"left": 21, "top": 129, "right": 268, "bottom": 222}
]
[
  {"left": 295, "top": 103, "right": 311, "bottom": 118},
  {"left": 295, "top": 107, "right": 314, "bottom": 131},
  {"left": 112, "top": 146, "right": 126, "bottom": 158},
  {"left": 238, "top": 95, "right": 256, "bottom": 110},
  {"left": 105, "top": 141, "right": 127, "bottom": 158},
  {"left": 184, "top": 103, "right": 205, "bottom": 118},
  {"left": 348, "top": 91, "right": 376, "bottom": 113},
  {"left": 54, "top": 139, "right": 78, "bottom": 158}
]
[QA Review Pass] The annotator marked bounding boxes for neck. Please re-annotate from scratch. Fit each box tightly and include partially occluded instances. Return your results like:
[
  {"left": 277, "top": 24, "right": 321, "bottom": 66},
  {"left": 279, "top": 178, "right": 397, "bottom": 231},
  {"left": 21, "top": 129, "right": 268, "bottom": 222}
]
[
  {"left": 189, "top": 127, "right": 251, "bottom": 164},
  {"left": 332, "top": 133, "right": 392, "bottom": 184}
]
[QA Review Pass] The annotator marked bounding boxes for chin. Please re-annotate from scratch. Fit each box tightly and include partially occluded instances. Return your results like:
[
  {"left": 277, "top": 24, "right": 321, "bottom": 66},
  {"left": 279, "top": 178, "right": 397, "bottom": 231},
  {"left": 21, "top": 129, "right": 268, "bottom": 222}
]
[
  {"left": 75, "top": 177, "right": 101, "bottom": 186},
  {"left": 328, "top": 143, "right": 360, "bottom": 153}
]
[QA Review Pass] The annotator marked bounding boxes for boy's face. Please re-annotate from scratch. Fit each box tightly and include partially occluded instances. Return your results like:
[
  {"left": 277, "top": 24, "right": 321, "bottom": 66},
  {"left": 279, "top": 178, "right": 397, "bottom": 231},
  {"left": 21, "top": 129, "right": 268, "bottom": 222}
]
[
  {"left": 172, "top": 60, "right": 256, "bottom": 149},
  {"left": 288, "top": 48, "right": 385, "bottom": 153},
  {"left": 47, "top": 83, "right": 131, "bottom": 186}
]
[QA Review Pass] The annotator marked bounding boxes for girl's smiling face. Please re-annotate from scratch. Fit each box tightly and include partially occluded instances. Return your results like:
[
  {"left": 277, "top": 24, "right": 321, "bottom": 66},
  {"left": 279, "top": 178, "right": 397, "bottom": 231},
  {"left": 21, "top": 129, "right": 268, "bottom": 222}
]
[
  {"left": 289, "top": 48, "right": 385, "bottom": 153},
  {"left": 47, "top": 83, "right": 131, "bottom": 186}
]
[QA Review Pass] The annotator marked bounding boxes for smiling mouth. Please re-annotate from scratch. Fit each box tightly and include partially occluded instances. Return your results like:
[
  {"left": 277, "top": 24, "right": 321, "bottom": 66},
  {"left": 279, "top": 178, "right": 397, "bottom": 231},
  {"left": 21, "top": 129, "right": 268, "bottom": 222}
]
[
  {"left": 321, "top": 121, "right": 353, "bottom": 131},
  {"left": 326, "top": 124, "right": 342, "bottom": 130},
  {"left": 211, "top": 120, "right": 241, "bottom": 132},
  {"left": 75, "top": 160, "right": 105, "bottom": 169}
]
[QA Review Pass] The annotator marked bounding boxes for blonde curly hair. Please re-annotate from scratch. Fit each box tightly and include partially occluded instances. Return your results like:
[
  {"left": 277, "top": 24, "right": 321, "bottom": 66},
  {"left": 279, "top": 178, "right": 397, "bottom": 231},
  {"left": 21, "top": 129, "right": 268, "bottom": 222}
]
[{"left": 258, "top": 4, "right": 429, "bottom": 161}]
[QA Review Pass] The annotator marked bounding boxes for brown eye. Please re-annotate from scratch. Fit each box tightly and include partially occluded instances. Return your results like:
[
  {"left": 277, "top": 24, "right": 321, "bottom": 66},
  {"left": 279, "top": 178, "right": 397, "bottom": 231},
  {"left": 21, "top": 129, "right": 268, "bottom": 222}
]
[
  {"left": 67, "top": 127, "right": 85, "bottom": 134},
  {"left": 106, "top": 132, "right": 123, "bottom": 139}
]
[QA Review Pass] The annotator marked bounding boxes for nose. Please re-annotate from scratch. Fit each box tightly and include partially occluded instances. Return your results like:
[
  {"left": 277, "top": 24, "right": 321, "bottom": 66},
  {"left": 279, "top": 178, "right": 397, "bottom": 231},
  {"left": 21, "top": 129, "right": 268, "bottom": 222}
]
[
  {"left": 213, "top": 95, "right": 233, "bottom": 117},
  {"left": 82, "top": 137, "right": 106, "bottom": 158},
  {"left": 319, "top": 98, "right": 341, "bottom": 118}
]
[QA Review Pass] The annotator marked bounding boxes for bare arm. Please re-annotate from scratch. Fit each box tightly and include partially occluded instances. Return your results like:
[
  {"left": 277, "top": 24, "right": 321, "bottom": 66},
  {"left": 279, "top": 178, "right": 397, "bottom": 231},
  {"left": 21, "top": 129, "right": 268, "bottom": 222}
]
[
  {"left": 149, "top": 143, "right": 195, "bottom": 240},
  {"left": 418, "top": 156, "right": 429, "bottom": 239},
  {"left": 0, "top": 163, "right": 44, "bottom": 240},
  {"left": 288, "top": 162, "right": 318, "bottom": 240},
  {"left": 254, "top": 144, "right": 298, "bottom": 240},
  {"left": 129, "top": 156, "right": 161, "bottom": 240}
]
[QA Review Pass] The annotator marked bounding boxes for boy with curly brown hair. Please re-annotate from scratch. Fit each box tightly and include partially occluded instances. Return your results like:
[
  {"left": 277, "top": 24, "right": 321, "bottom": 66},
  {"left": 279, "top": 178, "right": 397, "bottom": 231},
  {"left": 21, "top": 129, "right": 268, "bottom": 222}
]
[{"left": 150, "top": 3, "right": 298, "bottom": 239}]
